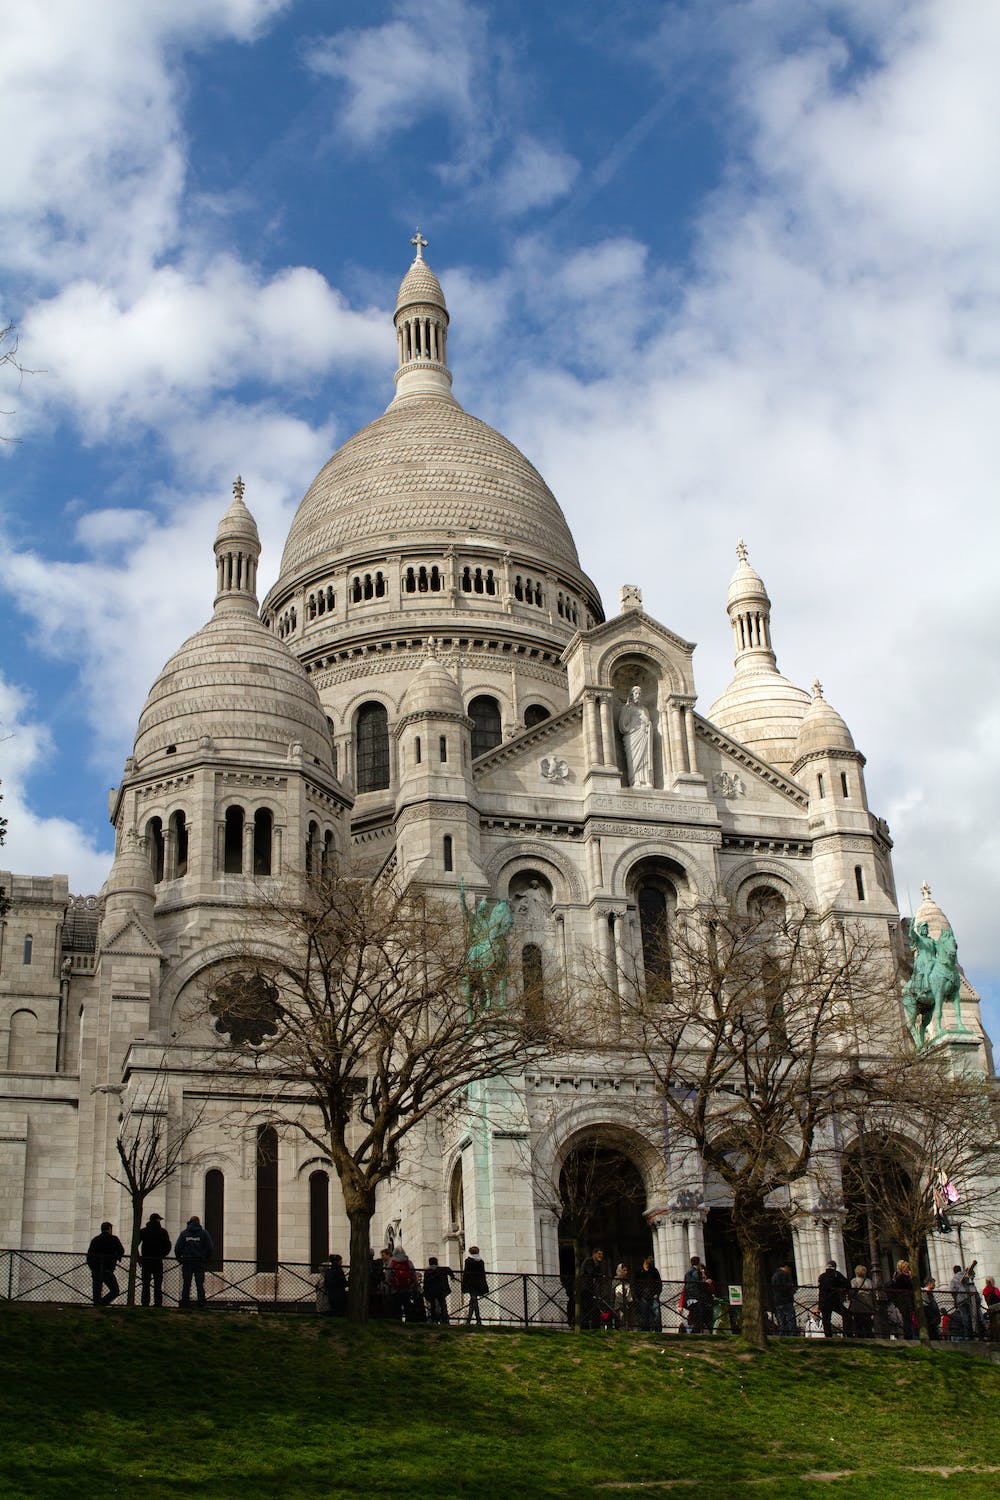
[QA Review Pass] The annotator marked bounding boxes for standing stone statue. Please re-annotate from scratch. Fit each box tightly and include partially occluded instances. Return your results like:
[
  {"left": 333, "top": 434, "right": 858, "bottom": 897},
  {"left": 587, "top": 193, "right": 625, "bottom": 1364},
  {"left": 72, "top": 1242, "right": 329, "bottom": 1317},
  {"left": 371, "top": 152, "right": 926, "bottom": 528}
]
[{"left": 618, "top": 685, "right": 653, "bottom": 788}]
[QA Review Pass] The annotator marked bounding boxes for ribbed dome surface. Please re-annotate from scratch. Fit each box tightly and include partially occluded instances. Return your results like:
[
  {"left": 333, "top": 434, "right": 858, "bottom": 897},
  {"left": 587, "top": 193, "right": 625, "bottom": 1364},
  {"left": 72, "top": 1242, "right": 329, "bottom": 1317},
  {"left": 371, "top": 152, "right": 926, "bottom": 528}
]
[
  {"left": 396, "top": 259, "right": 446, "bottom": 314},
  {"left": 134, "top": 612, "right": 333, "bottom": 770},
  {"left": 708, "top": 670, "right": 811, "bottom": 770},
  {"left": 400, "top": 654, "right": 464, "bottom": 716},
  {"left": 278, "top": 395, "right": 582, "bottom": 581}
]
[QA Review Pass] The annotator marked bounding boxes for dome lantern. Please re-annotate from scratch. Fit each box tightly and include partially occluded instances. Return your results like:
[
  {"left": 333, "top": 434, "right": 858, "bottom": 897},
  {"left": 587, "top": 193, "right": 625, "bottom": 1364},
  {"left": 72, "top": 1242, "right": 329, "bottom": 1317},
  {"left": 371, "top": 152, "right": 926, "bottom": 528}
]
[
  {"left": 390, "top": 231, "right": 455, "bottom": 405},
  {"left": 214, "top": 475, "right": 260, "bottom": 615}
]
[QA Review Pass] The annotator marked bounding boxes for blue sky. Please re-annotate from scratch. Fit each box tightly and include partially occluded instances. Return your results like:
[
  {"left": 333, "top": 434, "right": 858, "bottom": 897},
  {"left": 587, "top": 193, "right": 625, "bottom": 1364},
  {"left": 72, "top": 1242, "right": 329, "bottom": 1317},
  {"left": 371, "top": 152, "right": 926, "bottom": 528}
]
[{"left": 1, "top": 0, "right": 998, "bottom": 1043}]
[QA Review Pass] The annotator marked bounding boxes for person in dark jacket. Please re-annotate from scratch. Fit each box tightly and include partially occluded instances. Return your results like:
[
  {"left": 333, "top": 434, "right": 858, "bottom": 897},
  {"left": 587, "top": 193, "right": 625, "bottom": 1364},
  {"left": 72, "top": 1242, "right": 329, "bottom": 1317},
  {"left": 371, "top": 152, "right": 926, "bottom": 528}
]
[
  {"left": 633, "top": 1256, "right": 663, "bottom": 1331},
  {"left": 770, "top": 1263, "right": 798, "bottom": 1336},
  {"left": 817, "top": 1260, "right": 851, "bottom": 1338},
  {"left": 86, "top": 1221, "right": 125, "bottom": 1306},
  {"left": 323, "top": 1254, "right": 348, "bottom": 1316},
  {"left": 683, "top": 1256, "right": 712, "bottom": 1334},
  {"left": 577, "top": 1248, "right": 605, "bottom": 1330},
  {"left": 138, "top": 1213, "right": 171, "bottom": 1307},
  {"left": 462, "top": 1246, "right": 489, "bottom": 1327},
  {"left": 174, "top": 1215, "right": 214, "bottom": 1308},
  {"left": 423, "top": 1257, "right": 456, "bottom": 1324}
]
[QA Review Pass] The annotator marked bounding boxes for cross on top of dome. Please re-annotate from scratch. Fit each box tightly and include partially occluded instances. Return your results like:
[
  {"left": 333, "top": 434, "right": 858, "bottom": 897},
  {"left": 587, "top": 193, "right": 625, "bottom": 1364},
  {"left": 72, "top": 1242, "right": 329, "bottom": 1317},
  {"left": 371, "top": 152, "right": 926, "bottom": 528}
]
[{"left": 410, "top": 229, "right": 428, "bottom": 260}]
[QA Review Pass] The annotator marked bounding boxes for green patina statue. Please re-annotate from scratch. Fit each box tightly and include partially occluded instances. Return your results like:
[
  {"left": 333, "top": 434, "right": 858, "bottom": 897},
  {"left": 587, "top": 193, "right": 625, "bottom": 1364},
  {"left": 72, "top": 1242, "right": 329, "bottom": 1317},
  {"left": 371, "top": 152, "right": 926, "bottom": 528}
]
[
  {"left": 459, "top": 876, "right": 512, "bottom": 1009},
  {"left": 902, "top": 919, "right": 963, "bottom": 1046}
]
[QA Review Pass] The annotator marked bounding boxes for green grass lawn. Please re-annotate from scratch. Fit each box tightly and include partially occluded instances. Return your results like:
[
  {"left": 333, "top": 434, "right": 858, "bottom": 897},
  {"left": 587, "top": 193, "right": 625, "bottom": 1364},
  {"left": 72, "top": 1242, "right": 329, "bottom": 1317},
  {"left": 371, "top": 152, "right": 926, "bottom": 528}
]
[{"left": 1, "top": 1305, "right": 997, "bottom": 1500}]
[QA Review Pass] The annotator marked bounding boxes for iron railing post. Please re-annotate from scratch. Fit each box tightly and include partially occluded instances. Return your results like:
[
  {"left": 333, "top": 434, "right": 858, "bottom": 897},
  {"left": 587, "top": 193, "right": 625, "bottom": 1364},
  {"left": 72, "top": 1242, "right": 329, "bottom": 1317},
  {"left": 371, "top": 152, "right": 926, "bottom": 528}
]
[{"left": 523, "top": 1274, "right": 530, "bottom": 1328}]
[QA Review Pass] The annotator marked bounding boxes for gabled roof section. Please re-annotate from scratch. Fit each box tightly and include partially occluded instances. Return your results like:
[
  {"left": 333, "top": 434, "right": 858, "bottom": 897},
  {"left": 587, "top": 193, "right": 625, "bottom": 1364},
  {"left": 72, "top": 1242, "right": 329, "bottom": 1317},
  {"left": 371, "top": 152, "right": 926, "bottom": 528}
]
[
  {"left": 562, "top": 609, "right": 695, "bottom": 661},
  {"left": 471, "top": 700, "right": 583, "bottom": 778},
  {"left": 695, "top": 713, "right": 808, "bottom": 808},
  {"left": 100, "top": 915, "right": 163, "bottom": 959}
]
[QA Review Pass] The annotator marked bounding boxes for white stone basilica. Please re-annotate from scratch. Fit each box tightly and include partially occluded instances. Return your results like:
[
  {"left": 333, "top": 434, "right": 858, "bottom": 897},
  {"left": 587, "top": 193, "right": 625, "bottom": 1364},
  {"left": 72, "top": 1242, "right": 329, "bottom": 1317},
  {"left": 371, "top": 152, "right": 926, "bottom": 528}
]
[{"left": 1, "top": 241, "right": 995, "bottom": 1290}]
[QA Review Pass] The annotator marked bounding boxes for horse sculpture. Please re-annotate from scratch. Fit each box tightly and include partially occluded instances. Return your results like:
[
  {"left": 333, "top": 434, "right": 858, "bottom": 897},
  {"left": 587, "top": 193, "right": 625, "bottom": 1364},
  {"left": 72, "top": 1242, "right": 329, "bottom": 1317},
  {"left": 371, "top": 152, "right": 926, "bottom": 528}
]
[
  {"left": 902, "top": 920, "right": 962, "bottom": 1046},
  {"left": 459, "top": 877, "right": 513, "bottom": 1010}
]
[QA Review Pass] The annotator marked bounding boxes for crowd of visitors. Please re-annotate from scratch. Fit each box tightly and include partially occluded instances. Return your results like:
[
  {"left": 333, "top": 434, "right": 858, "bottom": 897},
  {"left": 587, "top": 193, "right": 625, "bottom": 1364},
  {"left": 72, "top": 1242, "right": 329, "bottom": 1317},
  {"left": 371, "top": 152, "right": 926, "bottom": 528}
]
[{"left": 85, "top": 1215, "right": 997, "bottom": 1339}]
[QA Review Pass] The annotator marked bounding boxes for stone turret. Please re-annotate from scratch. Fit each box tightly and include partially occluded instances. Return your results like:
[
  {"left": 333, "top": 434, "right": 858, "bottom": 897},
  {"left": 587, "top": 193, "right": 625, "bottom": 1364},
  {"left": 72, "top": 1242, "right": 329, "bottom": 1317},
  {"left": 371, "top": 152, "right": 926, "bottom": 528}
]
[{"left": 390, "top": 231, "right": 455, "bottom": 405}]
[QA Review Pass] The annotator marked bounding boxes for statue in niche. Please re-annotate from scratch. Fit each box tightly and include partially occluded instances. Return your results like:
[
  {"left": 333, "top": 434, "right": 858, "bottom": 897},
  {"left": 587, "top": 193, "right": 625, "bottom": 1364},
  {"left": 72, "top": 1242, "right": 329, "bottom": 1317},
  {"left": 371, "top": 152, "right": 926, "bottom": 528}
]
[
  {"left": 459, "top": 877, "right": 513, "bottom": 1009},
  {"left": 513, "top": 877, "right": 551, "bottom": 928},
  {"left": 618, "top": 685, "right": 653, "bottom": 788}
]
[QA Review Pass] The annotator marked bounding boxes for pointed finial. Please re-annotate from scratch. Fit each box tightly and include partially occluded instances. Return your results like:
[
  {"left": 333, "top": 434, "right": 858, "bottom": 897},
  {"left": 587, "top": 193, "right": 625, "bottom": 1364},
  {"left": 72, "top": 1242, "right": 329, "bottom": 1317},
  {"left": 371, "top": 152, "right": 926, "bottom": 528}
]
[
  {"left": 736, "top": 538, "right": 748, "bottom": 563},
  {"left": 233, "top": 474, "right": 245, "bottom": 502},
  {"left": 410, "top": 229, "right": 428, "bottom": 260},
  {"left": 921, "top": 880, "right": 932, "bottom": 902},
  {"left": 812, "top": 679, "right": 824, "bottom": 699}
]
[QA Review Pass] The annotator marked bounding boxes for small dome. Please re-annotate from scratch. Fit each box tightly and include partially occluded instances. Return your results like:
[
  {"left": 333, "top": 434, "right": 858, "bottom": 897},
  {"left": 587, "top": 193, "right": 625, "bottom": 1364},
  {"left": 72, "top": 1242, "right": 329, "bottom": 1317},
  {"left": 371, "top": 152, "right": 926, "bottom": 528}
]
[
  {"left": 400, "top": 650, "right": 463, "bottom": 717},
  {"left": 215, "top": 480, "right": 260, "bottom": 549},
  {"left": 102, "top": 828, "right": 155, "bottom": 921},
  {"left": 135, "top": 611, "right": 333, "bottom": 771},
  {"left": 708, "top": 670, "right": 811, "bottom": 769},
  {"left": 794, "top": 682, "right": 856, "bottom": 757},
  {"left": 727, "top": 539, "right": 770, "bottom": 609},
  {"left": 913, "top": 881, "right": 952, "bottom": 940},
  {"left": 395, "top": 256, "right": 447, "bottom": 316}
]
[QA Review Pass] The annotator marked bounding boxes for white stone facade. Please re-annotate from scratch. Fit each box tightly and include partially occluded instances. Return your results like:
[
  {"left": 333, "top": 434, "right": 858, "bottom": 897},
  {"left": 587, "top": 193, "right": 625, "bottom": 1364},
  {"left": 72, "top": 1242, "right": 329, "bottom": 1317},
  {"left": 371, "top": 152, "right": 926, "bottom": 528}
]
[{"left": 1, "top": 245, "right": 996, "bottom": 1290}]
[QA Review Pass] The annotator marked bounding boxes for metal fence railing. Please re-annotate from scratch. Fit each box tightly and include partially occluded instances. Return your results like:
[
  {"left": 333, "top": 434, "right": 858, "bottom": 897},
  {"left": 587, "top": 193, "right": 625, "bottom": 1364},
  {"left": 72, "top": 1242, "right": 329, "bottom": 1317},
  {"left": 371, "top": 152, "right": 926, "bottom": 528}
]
[{"left": 2, "top": 1250, "right": 996, "bottom": 1339}]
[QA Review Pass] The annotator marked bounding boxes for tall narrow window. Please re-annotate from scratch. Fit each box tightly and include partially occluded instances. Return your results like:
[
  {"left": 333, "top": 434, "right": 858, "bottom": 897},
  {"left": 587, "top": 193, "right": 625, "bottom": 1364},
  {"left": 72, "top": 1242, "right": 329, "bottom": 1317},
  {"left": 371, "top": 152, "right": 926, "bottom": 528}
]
[
  {"left": 356, "top": 702, "right": 390, "bottom": 793},
  {"left": 169, "top": 811, "right": 188, "bottom": 878},
  {"left": 439, "top": 735, "right": 447, "bottom": 762},
  {"left": 309, "top": 1170, "right": 330, "bottom": 1271},
  {"left": 817, "top": 774, "right": 826, "bottom": 799},
  {"left": 223, "top": 806, "right": 244, "bottom": 874},
  {"left": 253, "top": 808, "right": 273, "bottom": 876},
  {"left": 204, "top": 1169, "right": 225, "bottom": 1270},
  {"left": 443, "top": 835, "right": 454, "bottom": 872},
  {"left": 522, "top": 943, "right": 545, "bottom": 1031},
  {"left": 146, "top": 817, "right": 165, "bottom": 882},
  {"left": 22, "top": 935, "right": 33, "bottom": 966},
  {"left": 255, "top": 1125, "right": 279, "bottom": 1272},
  {"left": 469, "top": 695, "right": 502, "bottom": 759},
  {"left": 415, "top": 736, "right": 422, "bottom": 765},
  {"left": 7, "top": 1009, "right": 39, "bottom": 1069},
  {"left": 840, "top": 772, "right": 850, "bottom": 798},
  {"left": 322, "top": 830, "right": 335, "bottom": 872},
  {"left": 855, "top": 866, "right": 866, "bottom": 901},
  {"left": 638, "top": 882, "right": 675, "bottom": 983}
]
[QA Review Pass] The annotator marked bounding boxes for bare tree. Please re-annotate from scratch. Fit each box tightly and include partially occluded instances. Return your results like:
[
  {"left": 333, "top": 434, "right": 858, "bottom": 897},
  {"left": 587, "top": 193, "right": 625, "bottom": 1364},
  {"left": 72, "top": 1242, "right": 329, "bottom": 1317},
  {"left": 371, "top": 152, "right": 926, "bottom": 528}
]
[
  {"left": 204, "top": 871, "right": 553, "bottom": 1323},
  {"left": 0, "top": 324, "right": 34, "bottom": 442},
  {"left": 108, "top": 1061, "right": 209, "bottom": 1305},
  {"left": 598, "top": 900, "right": 895, "bottom": 1348},
  {"left": 841, "top": 1050, "right": 1000, "bottom": 1342},
  {"left": 0, "top": 782, "right": 10, "bottom": 918}
]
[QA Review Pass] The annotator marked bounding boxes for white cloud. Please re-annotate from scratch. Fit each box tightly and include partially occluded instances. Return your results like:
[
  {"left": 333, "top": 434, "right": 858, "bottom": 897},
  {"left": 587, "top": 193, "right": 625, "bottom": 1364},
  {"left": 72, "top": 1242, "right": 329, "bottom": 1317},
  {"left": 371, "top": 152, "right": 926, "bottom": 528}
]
[
  {"left": 495, "top": 137, "right": 581, "bottom": 216},
  {"left": 306, "top": 0, "right": 488, "bottom": 150},
  {"left": 0, "top": 674, "right": 112, "bottom": 893}
]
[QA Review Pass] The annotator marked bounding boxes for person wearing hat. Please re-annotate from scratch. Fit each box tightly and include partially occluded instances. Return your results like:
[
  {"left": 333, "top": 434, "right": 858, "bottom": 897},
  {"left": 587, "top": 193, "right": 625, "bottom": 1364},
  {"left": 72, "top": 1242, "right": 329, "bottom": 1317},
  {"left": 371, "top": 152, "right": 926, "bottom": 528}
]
[{"left": 138, "top": 1212, "right": 172, "bottom": 1306}]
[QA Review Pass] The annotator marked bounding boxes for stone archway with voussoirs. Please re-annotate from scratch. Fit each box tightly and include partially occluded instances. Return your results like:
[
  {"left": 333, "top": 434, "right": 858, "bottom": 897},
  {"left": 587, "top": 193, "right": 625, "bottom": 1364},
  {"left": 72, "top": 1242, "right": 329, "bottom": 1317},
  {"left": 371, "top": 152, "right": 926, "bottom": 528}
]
[
  {"left": 484, "top": 842, "right": 584, "bottom": 905},
  {"left": 608, "top": 843, "right": 704, "bottom": 906},
  {"left": 596, "top": 640, "right": 687, "bottom": 699},
  {"left": 723, "top": 858, "right": 813, "bottom": 916}
]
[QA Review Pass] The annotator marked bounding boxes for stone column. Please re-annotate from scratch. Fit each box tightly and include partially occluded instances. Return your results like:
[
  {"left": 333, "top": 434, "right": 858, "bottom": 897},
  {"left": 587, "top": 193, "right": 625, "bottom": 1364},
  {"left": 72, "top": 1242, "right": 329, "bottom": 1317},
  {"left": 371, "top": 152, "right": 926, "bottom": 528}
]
[
  {"left": 683, "top": 703, "right": 699, "bottom": 774},
  {"left": 242, "top": 817, "right": 255, "bottom": 876},
  {"left": 537, "top": 1209, "right": 560, "bottom": 1277},
  {"left": 659, "top": 705, "right": 675, "bottom": 780},
  {"left": 599, "top": 694, "right": 616, "bottom": 767},
  {"left": 668, "top": 700, "right": 688, "bottom": 773}
]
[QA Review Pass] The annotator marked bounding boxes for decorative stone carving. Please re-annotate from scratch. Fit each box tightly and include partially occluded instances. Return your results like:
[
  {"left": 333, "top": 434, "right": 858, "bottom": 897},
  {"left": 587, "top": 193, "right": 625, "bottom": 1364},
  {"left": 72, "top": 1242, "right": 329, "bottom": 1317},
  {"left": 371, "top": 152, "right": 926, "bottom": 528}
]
[
  {"left": 619, "top": 584, "right": 642, "bottom": 612},
  {"left": 540, "top": 755, "right": 569, "bottom": 785},
  {"left": 618, "top": 686, "right": 653, "bottom": 788},
  {"left": 714, "top": 770, "right": 746, "bottom": 799}
]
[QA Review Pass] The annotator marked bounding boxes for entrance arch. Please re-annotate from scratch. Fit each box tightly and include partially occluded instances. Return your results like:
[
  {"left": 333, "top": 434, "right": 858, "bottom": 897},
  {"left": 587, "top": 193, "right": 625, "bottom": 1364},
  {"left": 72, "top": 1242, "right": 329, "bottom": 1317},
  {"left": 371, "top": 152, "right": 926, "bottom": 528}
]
[{"left": 556, "top": 1133, "right": 652, "bottom": 1288}]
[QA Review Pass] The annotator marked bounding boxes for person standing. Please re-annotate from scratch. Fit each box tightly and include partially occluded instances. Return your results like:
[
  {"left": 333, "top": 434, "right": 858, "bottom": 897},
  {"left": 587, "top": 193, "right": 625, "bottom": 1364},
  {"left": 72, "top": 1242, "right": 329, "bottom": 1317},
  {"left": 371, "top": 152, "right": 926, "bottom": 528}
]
[
  {"left": 387, "top": 1245, "right": 418, "bottom": 1320},
  {"left": 770, "top": 1262, "right": 798, "bottom": 1337},
  {"left": 848, "top": 1265, "right": 874, "bottom": 1339},
  {"left": 577, "top": 1248, "right": 605, "bottom": 1330},
  {"left": 174, "top": 1215, "right": 213, "bottom": 1308},
  {"left": 633, "top": 1256, "right": 663, "bottom": 1332},
  {"left": 462, "top": 1245, "right": 489, "bottom": 1327},
  {"left": 922, "top": 1279, "right": 942, "bottom": 1340},
  {"left": 423, "top": 1257, "right": 456, "bottom": 1325},
  {"left": 612, "top": 1263, "right": 632, "bottom": 1329},
  {"left": 683, "top": 1256, "right": 710, "bottom": 1334},
  {"left": 889, "top": 1260, "right": 916, "bottom": 1339},
  {"left": 86, "top": 1221, "right": 125, "bottom": 1306},
  {"left": 323, "top": 1254, "right": 348, "bottom": 1317},
  {"left": 817, "top": 1260, "right": 850, "bottom": 1338},
  {"left": 138, "top": 1213, "right": 171, "bottom": 1307}
]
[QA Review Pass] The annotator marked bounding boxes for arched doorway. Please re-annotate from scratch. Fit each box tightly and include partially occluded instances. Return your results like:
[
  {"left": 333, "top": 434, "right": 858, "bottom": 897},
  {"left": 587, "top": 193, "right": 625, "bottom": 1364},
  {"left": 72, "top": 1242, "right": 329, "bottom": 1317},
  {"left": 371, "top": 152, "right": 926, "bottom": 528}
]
[
  {"left": 556, "top": 1135, "right": 652, "bottom": 1289},
  {"left": 841, "top": 1141, "right": 929, "bottom": 1283}
]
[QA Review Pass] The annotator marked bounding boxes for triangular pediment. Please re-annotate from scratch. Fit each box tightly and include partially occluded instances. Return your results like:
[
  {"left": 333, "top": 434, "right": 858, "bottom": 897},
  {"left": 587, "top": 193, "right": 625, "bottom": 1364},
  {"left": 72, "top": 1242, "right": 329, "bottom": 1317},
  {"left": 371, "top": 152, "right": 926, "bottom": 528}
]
[
  {"left": 472, "top": 701, "right": 584, "bottom": 795},
  {"left": 564, "top": 609, "right": 696, "bottom": 659},
  {"left": 695, "top": 714, "right": 809, "bottom": 809},
  {"left": 99, "top": 915, "right": 163, "bottom": 959}
]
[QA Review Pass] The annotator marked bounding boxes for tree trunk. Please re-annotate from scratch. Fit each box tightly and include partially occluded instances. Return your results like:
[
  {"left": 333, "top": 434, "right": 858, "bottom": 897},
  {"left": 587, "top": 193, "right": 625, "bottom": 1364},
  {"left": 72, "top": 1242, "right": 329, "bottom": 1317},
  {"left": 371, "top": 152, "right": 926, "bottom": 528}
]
[
  {"left": 736, "top": 1232, "right": 768, "bottom": 1349},
  {"left": 346, "top": 1201, "right": 375, "bottom": 1324},
  {"left": 126, "top": 1197, "right": 144, "bottom": 1307},
  {"left": 909, "top": 1241, "right": 929, "bottom": 1346}
]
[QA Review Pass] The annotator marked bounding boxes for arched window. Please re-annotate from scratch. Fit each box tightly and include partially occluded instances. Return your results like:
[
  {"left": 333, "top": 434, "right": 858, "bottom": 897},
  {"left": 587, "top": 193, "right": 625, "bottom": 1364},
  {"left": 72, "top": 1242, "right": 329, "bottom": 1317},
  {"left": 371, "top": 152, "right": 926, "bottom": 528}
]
[
  {"left": 356, "top": 703, "right": 390, "bottom": 792},
  {"left": 524, "top": 704, "right": 551, "bottom": 729},
  {"left": 309, "top": 1170, "right": 330, "bottom": 1271},
  {"left": 169, "top": 811, "right": 188, "bottom": 878},
  {"left": 450, "top": 1161, "right": 466, "bottom": 1255},
  {"left": 469, "top": 696, "right": 502, "bottom": 759},
  {"left": 306, "top": 819, "right": 319, "bottom": 873},
  {"left": 256, "top": 1125, "right": 279, "bottom": 1272},
  {"left": 204, "top": 1169, "right": 225, "bottom": 1269},
  {"left": 223, "top": 806, "right": 244, "bottom": 874},
  {"left": 322, "top": 829, "right": 335, "bottom": 872},
  {"left": 747, "top": 886, "right": 786, "bottom": 926},
  {"left": 638, "top": 880, "right": 676, "bottom": 982},
  {"left": 7, "top": 1009, "right": 39, "bottom": 1070},
  {"left": 146, "top": 817, "right": 165, "bottom": 883},
  {"left": 253, "top": 808, "right": 273, "bottom": 876}
]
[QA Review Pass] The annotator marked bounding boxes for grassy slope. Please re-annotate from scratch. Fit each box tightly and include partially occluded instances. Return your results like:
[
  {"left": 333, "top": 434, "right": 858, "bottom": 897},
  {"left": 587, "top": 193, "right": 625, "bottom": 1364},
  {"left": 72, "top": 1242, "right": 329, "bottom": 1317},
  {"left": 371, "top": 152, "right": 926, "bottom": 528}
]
[{"left": 1, "top": 1305, "right": 997, "bottom": 1500}]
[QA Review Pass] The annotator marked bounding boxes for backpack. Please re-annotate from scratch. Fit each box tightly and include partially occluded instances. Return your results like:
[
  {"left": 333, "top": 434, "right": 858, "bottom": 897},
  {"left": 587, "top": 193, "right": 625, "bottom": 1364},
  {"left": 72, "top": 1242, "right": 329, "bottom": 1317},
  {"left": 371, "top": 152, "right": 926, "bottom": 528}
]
[{"left": 391, "top": 1259, "right": 414, "bottom": 1291}]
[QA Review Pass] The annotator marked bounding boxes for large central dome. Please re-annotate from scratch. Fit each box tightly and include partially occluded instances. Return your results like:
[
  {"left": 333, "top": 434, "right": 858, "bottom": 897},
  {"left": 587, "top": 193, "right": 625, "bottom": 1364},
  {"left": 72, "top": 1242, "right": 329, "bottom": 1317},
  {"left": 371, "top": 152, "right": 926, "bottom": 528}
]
[{"left": 278, "top": 394, "right": 583, "bottom": 582}]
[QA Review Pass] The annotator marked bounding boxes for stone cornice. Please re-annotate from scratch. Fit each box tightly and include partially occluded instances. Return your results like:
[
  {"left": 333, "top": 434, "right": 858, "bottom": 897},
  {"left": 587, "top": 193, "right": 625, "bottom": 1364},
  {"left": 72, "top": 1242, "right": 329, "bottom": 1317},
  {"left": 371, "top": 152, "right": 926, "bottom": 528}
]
[{"left": 790, "top": 746, "right": 867, "bottom": 774}]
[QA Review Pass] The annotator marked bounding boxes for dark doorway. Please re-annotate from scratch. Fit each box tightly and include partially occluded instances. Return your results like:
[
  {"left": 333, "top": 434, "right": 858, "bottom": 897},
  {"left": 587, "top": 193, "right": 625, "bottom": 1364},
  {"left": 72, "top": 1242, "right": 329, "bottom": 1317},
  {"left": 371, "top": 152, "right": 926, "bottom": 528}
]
[
  {"left": 702, "top": 1206, "right": 795, "bottom": 1297},
  {"left": 841, "top": 1147, "right": 930, "bottom": 1283},
  {"left": 204, "top": 1169, "right": 225, "bottom": 1270},
  {"left": 309, "top": 1170, "right": 330, "bottom": 1271},
  {"left": 256, "top": 1124, "right": 279, "bottom": 1272},
  {"left": 557, "top": 1142, "right": 652, "bottom": 1285}
]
